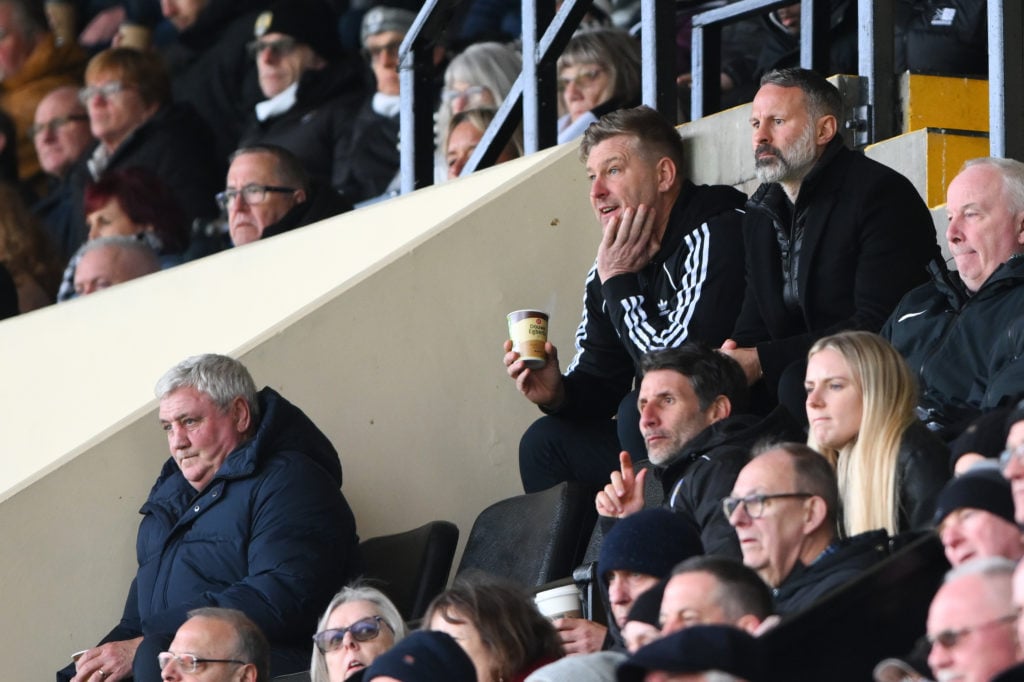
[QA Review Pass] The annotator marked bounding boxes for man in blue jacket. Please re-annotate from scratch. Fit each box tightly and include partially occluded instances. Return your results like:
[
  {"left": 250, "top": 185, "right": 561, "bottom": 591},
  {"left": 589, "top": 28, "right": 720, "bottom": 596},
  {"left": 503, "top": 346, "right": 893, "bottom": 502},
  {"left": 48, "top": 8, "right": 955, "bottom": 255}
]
[{"left": 65, "top": 354, "right": 359, "bottom": 682}]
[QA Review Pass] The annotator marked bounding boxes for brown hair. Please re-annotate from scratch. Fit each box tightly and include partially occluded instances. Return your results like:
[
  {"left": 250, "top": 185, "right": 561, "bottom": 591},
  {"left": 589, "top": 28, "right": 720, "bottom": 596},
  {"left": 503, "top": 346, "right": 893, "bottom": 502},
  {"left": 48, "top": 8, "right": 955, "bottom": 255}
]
[
  {"left": 85, "top": 48, "right": 171, "bottom": 108},
  {"left": 0, "top": 182, "right": 61, "bottom": 297}
]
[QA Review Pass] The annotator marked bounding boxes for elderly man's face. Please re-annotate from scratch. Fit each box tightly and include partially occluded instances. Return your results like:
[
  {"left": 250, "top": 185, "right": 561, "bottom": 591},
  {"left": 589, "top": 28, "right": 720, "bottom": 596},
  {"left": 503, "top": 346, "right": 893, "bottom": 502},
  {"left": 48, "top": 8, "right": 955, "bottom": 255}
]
[
  {"left": 638, "top": 369, "right": 718, "bottom": 466},
  {"left": 73, "top": 244, "right": 157, "bottom": 296},
  {"left": 0, "top": 3, "right": 36, "bottom": 81},
  {"left": 158, "top": 387, "right": 249, "bottom": 491},
  {"left": 946, "top": 163, "right": 1024, "bottom": 292},
  {"left": 727, "top": 449, "right": 815, "bottom": 588},
  {"left": 749, "top": 84, "right": 821, "bottom": 185},
  {"left": 162, "top": 616, "right": 252, "bottom": 682},
  {"left": 33, "top": 87, "right": 92, "bottom": 178},
  {"left": 659, "top": 572, "right": 732, "bottom": 636},
  {"left": 225, "top": 151, "right": 304, "bottom": 246},
  {"left": 927, "top": 572, "right": 1019, "bottom": 682},
  {"left": 254, "top": 32, "right": 324, "bottom": 98},
  {"left": 938, "top": 507, "right": 1024, "bottom": 567},
  {"left": 607, "top": 570, "right": 660, "bottom": 629},
  {"left": 365, "top": 30, "right": 403, "bottom": 96}
]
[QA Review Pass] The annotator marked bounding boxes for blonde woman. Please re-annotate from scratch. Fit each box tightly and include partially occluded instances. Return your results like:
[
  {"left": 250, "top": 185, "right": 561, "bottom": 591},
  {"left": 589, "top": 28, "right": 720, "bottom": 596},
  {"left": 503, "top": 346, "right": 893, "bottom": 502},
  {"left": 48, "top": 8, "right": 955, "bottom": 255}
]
[{"left": 804, "top": 330, "right": 950, "bottom": 536}]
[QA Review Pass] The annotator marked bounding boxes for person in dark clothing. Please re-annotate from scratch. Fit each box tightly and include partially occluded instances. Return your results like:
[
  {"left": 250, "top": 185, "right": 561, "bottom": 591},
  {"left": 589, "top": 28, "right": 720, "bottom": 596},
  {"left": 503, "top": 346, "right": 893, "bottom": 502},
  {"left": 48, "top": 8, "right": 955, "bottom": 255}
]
[
  {"left": 725, "top": 442, "right": 889, "bottom": 615},
  {"left": 895, "top": 0, "right": 987, "bottom": 77},
  {"left": 882, "top": 157, "right": 1024, "bottom": 436},
  {"left": 720, "top": 68, "right": 940, "bottom": 422},
  {"left": 0, "top": 261, "right": 17, "bottom": 319},
  {"left": 239, "top": 0, "right": 370, "bottom": 199},
  {"left": 595, "top": 345, "right": 799, "bottom": 559},
  {"left": 62, "top": 354, "right": 359, "bottom": 682},
  {"left": 220, "top": 144, "right": 353, "bottom": 247},
  {"left": 504, "top": 106, "right": 748, "bottom": 494},
  {"left": 158, "top": 0, "right": 271, "bottom": 162},
  {"left": 754, "top": 1, "right": 859, "bottom": 81}
]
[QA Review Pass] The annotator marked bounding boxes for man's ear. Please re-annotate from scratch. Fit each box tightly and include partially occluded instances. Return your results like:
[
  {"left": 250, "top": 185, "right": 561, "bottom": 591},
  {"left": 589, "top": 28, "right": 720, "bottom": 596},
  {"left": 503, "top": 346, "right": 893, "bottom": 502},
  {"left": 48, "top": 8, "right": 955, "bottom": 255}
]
[
  {"left": 706, "top": 395, "right": 732, "bottom": 424},
  {"left": 293, "top": 188, "right": 307, "bottom": 204},
  {"left": 802, "top": 495, "right": 828, "bottom": 534},
  {"left": 656, "top": 156, "right": 677, "bottom": 193},
  {"left": 816, "top": 114, "right": 837, "bottom": 146},
  {"left": 238, "top": 662, "right": 259, "bottom": 682},
  {"left": 231, "top": 396, "right": 252, "bottom": 435}
]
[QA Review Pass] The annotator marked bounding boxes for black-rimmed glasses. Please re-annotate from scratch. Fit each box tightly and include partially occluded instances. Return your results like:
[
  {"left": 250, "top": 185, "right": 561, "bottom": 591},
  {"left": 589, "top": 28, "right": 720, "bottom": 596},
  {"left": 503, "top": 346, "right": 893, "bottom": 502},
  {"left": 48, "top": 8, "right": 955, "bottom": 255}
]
[
  {"left": 927, "top": 611, "right": 1020, "bottom": 649},
  {"left": 216, "top": 183, "right": 297, "bottom": 210},
  {"left": 722, "top": 493, "right": 814, "bottom": 519},
  {"left": 313, "top": 616, "right": 391, "bottom": 653},
  {"left": 157, "top": 651, "right": 247, "bottom": 673}
]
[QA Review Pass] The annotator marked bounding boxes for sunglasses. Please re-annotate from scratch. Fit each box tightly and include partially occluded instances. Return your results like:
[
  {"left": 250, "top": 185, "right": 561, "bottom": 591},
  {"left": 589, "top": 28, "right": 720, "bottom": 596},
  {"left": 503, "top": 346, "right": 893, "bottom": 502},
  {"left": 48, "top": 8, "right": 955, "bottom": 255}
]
[{"left": 313, "top": 616, "right": 391, "bottom": 653}]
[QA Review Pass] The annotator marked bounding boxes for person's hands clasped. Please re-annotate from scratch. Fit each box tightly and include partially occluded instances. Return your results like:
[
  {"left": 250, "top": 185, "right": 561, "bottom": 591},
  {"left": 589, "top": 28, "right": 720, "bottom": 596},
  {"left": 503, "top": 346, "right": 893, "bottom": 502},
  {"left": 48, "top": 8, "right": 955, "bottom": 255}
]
[
  {"left": 70, "top": 638, "right": 142, "bottom": 682},
  {"left": 503, "top": 339, "right": 565, "bottom": 411},
  {"left": 597, "top": 204, "right": 659, "bottom": 282}
]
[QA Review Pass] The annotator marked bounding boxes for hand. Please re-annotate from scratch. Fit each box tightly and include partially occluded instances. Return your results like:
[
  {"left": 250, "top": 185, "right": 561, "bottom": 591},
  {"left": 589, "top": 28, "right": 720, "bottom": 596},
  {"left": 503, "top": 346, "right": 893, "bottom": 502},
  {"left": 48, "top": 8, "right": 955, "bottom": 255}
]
[
  {"left": 77, "top": 6, "right": 125, "bottom": 45},
  {"left": 595, "top": 451, "right": 647, "bottom": 518},
  {"left": 503, "top": 339, "right": 565, "bottom": 411},
  {"left": 70, "top": 638, "right": 142, "bottom": 682},
  {"left": 953, "top": 452, "right": 988, "bottom": 476},
  {"left": 596, "top": 205, "right": 659, "bottom": 282},
  {"left": 552, "top": 617, "right": 607, "bottom": 655},
  {"left": 719, "top": 339, "right": 762, "bottom": 385}
]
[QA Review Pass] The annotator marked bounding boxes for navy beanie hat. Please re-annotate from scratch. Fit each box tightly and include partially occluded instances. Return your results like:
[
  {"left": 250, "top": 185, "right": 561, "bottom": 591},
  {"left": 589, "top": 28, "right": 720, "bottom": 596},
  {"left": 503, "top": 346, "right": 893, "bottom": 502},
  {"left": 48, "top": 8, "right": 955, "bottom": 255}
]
[
  {"left": 598, "top": 508, "right": 704, "bottom": 588},
  {"left": 617, "top": 625, "right": 764, "bottom": 682},
  {"left": 253, "top": 0, "right": 342, "bottom": 60},
  {"left": 933, "top": 466, "right": 1016, "bottom": 527},
  {"left": 363, "top": 630, "right": 476, "bottom": 682}
]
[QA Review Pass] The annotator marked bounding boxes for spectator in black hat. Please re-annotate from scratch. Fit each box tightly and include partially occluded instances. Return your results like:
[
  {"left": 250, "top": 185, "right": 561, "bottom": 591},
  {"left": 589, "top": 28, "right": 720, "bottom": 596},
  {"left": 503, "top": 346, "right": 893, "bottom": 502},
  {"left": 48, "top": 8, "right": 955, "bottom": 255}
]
[
  {"left": 934, "top": 466, "right": 1023, "bottom": 567},
  {"left": 951, "top": 407, "right": 1013, "bottom": 475},
  {"left": 616, "top": 624, "right": 764, "bottom": 682},
  {"left": 336, "top": 6, "right": 416, "bottom": 203},
  {"left": 240, "top": 0, "right": 369, "bottom": 200},
  {"left": 363, "top": 631, "right": 476, "bottom": 682}
]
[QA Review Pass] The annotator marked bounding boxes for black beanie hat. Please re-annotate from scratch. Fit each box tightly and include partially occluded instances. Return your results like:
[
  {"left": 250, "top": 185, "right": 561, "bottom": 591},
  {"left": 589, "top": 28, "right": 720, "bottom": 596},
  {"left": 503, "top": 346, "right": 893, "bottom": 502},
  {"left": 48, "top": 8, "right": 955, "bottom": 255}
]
[
  {"left": 617, "top": 625, "right": 764, "bottom": 682},
  {"left": 598, "top": 508, "right": 703, "bottom": 591},
  {"left": 362, "top": 630, "right": 476, "bottom": 682},
  {"left": 933, "top": 466, "right": 1016, "bottom": 527},
  {"left": 253, "top": 0, "right": 342, "bottom": 60}
]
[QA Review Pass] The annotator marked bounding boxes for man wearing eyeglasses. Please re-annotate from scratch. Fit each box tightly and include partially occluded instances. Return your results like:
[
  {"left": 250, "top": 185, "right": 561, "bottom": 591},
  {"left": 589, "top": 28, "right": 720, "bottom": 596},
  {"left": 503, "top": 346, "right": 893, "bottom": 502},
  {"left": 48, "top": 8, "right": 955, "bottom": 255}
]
[
  {"left": 160, "top": 607, "right": 269, "bottom": 682},
  {"left": 725, "top": 443, "right": 888, "bottom": 614},
  {"left": 239, "top": 0, "right": 368, "bottom": 200},
  {"left": 222, "top": 143, "right": 352, "bottom": 247},
  {"left": 926, "top": 557, "right": 1019, "bottom": 682}
]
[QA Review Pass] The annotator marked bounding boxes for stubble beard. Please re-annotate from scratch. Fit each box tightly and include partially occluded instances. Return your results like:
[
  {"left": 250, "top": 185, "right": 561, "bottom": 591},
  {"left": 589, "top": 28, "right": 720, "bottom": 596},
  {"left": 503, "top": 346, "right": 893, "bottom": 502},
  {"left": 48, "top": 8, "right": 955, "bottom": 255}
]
[{"left": 754, "top": 123, "right": 818, "bottom": 185}]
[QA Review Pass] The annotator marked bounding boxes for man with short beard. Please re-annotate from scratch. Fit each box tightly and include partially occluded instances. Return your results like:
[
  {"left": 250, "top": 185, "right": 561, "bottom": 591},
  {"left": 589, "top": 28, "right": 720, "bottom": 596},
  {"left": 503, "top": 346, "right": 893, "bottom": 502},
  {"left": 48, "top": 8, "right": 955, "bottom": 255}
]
[{"left": 719, "top": 67, "right": 940, "bottom": 421}]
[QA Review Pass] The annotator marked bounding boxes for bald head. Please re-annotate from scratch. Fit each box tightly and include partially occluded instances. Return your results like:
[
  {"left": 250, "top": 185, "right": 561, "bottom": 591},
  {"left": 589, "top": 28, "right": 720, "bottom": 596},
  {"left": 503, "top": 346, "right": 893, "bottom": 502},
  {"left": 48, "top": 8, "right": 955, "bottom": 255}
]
[{"left": 33, "top": 85, "right": 92, "bottom": 178}]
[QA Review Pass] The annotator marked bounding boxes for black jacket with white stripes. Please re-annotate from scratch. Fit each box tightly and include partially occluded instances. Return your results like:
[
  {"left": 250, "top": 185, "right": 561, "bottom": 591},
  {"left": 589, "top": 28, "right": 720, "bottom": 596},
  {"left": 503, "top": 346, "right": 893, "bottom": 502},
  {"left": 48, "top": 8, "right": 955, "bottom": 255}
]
[{"left": 556, "top": 180, "right": 747, "bottom": 419}]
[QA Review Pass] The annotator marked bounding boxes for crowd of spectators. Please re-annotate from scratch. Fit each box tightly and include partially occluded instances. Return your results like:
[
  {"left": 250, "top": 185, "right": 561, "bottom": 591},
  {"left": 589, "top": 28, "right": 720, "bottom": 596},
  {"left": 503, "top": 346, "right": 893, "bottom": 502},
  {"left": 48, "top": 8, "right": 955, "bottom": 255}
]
[{"left": 1, "top": 0, "right": 1012, "bottom": 680}]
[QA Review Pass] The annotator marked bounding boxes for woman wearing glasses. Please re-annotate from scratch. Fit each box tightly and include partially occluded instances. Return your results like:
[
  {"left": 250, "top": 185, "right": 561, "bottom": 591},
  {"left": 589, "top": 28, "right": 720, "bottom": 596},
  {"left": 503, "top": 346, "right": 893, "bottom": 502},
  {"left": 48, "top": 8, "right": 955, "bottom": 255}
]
[
  {"left": 555, "top": 28, "right": 640, "bottom": 144},
  {"left": 425, "top": 575, "right": 563, "bottom": 682},
  {"left": 804, "top": 331, "right": 950, "bottom": 536},
  {"left": 311, "top": 585, "right": 406, "bottom": 682}
]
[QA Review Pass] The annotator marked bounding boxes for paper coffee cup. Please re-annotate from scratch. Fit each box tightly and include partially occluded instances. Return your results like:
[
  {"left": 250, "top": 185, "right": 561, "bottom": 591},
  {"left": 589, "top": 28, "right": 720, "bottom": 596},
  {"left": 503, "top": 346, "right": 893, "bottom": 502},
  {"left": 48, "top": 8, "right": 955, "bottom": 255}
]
[
  {"left": 507, "top": 310, "right": 548, "bottom": 369},
  {"left": 535, "top": 584, "right": 582, "bottom": 620}
]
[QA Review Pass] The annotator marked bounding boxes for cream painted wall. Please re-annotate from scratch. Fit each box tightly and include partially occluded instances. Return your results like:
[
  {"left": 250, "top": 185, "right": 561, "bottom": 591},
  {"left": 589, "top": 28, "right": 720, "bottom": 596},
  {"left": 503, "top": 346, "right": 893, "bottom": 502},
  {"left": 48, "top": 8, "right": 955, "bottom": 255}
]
[{"left": 0, "top": 142, "right": 602, "bottom": 678}]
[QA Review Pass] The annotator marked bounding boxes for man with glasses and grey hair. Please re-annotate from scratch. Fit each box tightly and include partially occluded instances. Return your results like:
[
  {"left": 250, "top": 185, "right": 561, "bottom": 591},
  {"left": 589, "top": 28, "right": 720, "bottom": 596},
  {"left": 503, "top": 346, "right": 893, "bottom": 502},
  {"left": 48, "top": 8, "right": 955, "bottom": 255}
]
[
  {"left": 160, "top": 608, "right": 270, "bottom": 682},
  {"left": 926, "top": 557, "right": 1020, "bottom": 682},
  {"left": 222, "top": 143, "right": 352, "bottom": 247},
  {"left": 725, "top": 442, "right": 888, "bottom": 614},
  {"left": 62, "top": 354, "right": 358, "bottom": 682}
]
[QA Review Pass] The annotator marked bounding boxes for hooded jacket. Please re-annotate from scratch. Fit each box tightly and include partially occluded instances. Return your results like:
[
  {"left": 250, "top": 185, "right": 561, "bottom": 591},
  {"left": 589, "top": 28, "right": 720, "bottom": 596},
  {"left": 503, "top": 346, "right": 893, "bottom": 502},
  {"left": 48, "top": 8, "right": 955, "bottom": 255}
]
[{"left": 94, "top": 388, "right": 359, "bottom": 678}]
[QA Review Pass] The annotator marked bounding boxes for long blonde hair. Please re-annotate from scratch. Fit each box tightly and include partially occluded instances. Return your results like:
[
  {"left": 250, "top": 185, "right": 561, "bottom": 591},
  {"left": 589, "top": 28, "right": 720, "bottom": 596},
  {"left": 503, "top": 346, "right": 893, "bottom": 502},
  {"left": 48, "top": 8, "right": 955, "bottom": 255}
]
[{"left": 806, "top": 331, "right": 918, "bottom": 536}]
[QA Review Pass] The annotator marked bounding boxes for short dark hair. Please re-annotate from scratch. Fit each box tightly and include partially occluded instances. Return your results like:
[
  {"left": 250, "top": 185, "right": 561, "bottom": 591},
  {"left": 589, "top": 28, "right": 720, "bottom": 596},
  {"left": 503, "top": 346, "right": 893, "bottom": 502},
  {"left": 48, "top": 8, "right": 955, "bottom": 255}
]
[
  {"left": 753, "top": 441, "right": 840, "bottom": 529},
  {"left": 230, "top": 144, "right": 310, "bottom": 193},
  {"left": 672, "top": 555, "right": 774, "bottom": 621},
  {"left": 759, "top": 67, "right": 842, "bottom": 123},
  {"left": 639, "top": 344, "right": 749, "bottom": 413},
  {"left": 579, "top": 105, "right": 685, "bottom": 177},
  {"left": 186, "top": 607, "right": 270, "bottom": 682}
]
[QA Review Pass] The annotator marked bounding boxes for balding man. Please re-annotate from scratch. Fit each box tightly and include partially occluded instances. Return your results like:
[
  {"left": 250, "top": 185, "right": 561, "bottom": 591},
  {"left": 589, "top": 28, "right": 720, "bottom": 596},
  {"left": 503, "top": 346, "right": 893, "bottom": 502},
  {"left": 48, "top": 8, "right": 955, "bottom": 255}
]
[
  {"left": 159, "top": 608, "right": 269, "bottom": 682},
  {"left": 725, "top": 442, "right": 888, "bottom": 614},
  {"left": 927, "top": 557, "right": 1020, "bottom": 682},
  {"left": 884, "top": 158, "right": 1024, "bottom": 434}
]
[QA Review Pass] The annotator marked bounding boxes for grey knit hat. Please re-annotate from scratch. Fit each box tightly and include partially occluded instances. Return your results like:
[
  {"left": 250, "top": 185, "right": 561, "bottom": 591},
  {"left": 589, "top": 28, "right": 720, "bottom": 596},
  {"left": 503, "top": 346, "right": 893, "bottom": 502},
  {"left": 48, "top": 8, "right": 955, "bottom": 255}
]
[{"left": 361, "top": 6, "right": 416, "bottom": 44}]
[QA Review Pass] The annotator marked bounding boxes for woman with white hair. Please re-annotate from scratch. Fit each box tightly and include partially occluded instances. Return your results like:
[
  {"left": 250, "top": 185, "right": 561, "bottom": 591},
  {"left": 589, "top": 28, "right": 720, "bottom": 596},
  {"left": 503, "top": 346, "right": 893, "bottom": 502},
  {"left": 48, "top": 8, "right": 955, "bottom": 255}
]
[{"left": 311, "top": 585, "right": 407, "bottom": 682}]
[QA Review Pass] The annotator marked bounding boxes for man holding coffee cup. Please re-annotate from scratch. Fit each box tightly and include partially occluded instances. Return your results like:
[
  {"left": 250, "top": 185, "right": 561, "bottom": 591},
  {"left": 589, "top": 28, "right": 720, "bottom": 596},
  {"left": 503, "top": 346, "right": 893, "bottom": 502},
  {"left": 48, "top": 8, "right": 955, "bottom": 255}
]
[{"left": 504, "top": 105, "right": 747, "bottom": 494}]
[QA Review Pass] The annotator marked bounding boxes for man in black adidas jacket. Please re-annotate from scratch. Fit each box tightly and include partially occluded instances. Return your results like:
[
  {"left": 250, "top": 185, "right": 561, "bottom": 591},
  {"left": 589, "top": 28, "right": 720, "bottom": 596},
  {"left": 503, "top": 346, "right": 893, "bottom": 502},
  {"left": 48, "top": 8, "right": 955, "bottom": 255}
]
[{"left": 504, "top": 106, "right": 748, "bottom": 493}]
